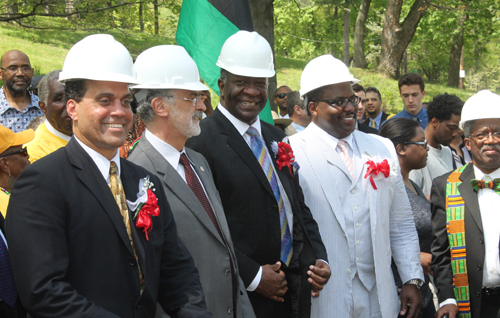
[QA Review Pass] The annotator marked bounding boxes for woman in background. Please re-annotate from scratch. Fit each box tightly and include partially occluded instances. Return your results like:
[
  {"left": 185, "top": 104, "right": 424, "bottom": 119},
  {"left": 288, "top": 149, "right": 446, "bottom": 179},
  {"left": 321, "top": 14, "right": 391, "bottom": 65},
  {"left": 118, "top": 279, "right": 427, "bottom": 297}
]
[{"left": 380, "top": 118, "right": 434, "bottom": 318}]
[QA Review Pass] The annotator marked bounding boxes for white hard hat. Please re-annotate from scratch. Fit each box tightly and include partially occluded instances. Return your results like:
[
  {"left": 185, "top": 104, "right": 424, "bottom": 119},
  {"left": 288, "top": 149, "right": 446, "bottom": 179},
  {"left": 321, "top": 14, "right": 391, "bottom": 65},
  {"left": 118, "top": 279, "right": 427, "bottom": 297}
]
[
  {"left": 59, "top": 34, "right": 137, "bottom": 84},
  {"left": 131, "top": 45, "right": 208, "bottom": 91},
  {"left": 299, "top": 54, "right": 359, "bottom": 97},
  {"left": 216, "top": 31, "right": 275, "bottom": 78},
  {"left": 460, "top": 90, "right": 500, "bottom": 129}
]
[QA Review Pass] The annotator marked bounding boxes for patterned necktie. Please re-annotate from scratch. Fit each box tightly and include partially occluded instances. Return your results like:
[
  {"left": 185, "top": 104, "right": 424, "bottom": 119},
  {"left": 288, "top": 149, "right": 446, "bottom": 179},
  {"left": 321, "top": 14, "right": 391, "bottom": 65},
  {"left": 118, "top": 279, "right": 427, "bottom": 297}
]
[
  {"left": 470, "top": 178, "right": 500, "bottom": 192},
  {"left": 246, "top": 127, "right": 293, "bottom": 266},
  {"left": 0, "top": 234, "right": 17, "bottom": 308},
  {"left": 370, "top": 118, "right": 376, "bottom": 129},
  {"left": 337, "top": 140, "right": 354, "bottom": 178},
  {"left": 179, "top": 153, "right": 237, "bottom": 300},
  {"left": 109, "top": 161, "right": 143, "bottom": 287}
]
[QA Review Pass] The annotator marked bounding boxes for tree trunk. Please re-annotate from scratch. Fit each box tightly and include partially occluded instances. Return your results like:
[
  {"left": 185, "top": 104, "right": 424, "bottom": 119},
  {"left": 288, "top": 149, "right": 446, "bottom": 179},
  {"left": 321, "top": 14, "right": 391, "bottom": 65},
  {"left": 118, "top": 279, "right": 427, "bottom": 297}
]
[
  {"left": 447, "top": 13, "right": 468, "bottom": 87},
  {"left": 353, "top": 0, "right": 371, "bottom": 68},
  {"left": 377, "top": 0, "right": 428, "bottom": 79},
  {"left": 343, "top": 1, "right": 350, "bottom": 67},
  {"left": 5, "top": 0, "right": 19, "bottom": 15},
  {"left": 154, "top": 0, "right": 159, "bottom": 35},
  {"left": 459, "top": 45, "right": 465, "bottom": 89},
  {"left": 139, "top": 1, "right": 144, "bottom": 32},
  {"left": 248, "top": 0, "right": 277, "bottom": 112},
  {"left": 400, "top": 50, "right": 407, "bottom": 75}
]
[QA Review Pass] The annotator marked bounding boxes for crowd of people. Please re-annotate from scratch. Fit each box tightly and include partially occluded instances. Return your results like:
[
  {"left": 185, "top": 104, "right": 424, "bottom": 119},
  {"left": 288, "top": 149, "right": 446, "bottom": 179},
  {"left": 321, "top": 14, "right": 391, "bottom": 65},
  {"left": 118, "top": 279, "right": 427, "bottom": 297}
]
[{"left": 0, "top": 30, "right": 498, "bottom": 318}]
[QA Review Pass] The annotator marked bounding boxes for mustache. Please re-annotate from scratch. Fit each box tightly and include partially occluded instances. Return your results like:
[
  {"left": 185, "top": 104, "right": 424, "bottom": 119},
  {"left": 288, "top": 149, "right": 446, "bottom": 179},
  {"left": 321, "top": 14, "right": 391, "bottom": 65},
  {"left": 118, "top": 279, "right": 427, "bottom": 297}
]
[
  {"left": 481, "top": 144, "right": 500, "bottom": 153},
  {"left": 192, "top": 111, "right": 204, "bottom": 121}
]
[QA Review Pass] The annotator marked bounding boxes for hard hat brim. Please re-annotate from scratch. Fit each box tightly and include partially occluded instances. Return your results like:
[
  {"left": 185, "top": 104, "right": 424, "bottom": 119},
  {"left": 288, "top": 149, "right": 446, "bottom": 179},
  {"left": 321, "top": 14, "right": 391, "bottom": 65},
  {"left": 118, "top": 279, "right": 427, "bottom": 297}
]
[
  {"left": 59, "top": 72, "right": 140, "bottom": 85},
  {"left": 130, "top": 81, "right": 209, "bottom": 91}
]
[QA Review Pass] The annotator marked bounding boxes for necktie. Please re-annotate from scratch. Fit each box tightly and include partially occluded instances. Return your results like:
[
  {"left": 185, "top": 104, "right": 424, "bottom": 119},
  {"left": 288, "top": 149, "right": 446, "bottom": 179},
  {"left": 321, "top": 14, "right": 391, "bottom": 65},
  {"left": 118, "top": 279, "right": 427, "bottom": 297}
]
[
  {"left": 470, "top": 178, "right": 500, "bottom": 192},
  {"left": 179, "top": 153, "right": 237, "bottom": 301},
  {"left": 337, "top": 140, "right": 354, "bottom": 178},
  {"left": 0, "top": 234, "right": 17, "bottom": 308},
  {"left": 246, "top": 127, "right": 293, "bottom": 266},
  {"left": 370, "top": 118, "right": 376, "bottom": 129},
  {"left": 109, "top": 161, "right": 143, "bottom": 286}
]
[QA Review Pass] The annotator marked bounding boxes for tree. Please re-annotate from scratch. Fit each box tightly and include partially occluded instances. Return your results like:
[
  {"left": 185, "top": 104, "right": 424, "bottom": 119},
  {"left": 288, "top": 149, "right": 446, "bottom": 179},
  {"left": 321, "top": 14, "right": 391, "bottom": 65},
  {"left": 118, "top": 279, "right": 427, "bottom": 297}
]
[
  {"left": 352, "top": 0, "right": 371, "bottom": 68},
  {"left": 447, "top": 11, "right": 468, "bottom": 87},
  {"left": 342, "top": 1, "right": 350, "bottom": 66},
  {"left": 377, "top": 0, "right": 428, "bottom": 78}
]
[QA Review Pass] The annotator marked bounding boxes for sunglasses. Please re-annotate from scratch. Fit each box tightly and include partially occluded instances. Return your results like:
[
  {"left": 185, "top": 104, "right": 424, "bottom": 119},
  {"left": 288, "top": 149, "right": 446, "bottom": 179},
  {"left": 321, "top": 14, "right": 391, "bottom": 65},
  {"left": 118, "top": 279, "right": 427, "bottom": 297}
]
[
  {"left": 404, "top": 140, "right": 428, "bottom": 149},
  {"left": 275, "top": 93, "right": 288, "bottom": 99},
  {"left": 0, "top": 146, "right": 28, "bottom": 158}
]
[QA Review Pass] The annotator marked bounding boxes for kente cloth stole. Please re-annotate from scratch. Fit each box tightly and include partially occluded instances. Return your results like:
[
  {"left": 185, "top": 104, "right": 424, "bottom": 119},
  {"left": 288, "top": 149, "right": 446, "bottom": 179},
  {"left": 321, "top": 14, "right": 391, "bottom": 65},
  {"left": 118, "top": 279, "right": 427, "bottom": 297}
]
[{"left": 445, "top": 164, "right": 471, "bottom": 318}]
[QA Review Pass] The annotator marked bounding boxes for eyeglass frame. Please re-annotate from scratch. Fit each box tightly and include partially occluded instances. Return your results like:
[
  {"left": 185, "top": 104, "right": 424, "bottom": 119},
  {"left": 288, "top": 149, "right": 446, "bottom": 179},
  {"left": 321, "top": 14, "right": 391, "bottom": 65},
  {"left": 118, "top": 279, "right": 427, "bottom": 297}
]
[
  {"left": 404, "top": 140, "right": 429, "bottom": 149},
  {"left": 0, "top": 146, "right": 28, "bottom": 158},
  {"left": 470, "top": 131, "right": 500, "bottom": 142},
  {"left": 0, "top": 65, "right": 32, "bottom": 74},
  {"left": 166, "top": 94, "right": 203, "bottom": 107},
  {"left": 275, "top": 93, "right": 288, "bottom": 99},
  {"left": 312, "top": 95, "right": 362, "bottom": 109}
]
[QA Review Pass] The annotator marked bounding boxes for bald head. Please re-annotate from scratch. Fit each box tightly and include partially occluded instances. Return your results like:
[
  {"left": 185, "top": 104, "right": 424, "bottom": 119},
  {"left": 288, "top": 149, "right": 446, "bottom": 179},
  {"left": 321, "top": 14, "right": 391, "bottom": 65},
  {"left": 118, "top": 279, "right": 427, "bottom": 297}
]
[{"left": 1, "top": 50, "right": 31, "bottom": 68}]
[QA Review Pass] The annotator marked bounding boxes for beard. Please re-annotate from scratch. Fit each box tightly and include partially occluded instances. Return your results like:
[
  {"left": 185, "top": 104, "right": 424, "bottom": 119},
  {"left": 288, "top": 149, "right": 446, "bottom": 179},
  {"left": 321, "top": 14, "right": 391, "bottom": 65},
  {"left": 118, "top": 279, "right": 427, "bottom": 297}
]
[
  {"left": 170, "top": 106, "right": 203, "bottom": 138},
  {"left": 4, "top": 76, "right": 30, "bottom": 93}
]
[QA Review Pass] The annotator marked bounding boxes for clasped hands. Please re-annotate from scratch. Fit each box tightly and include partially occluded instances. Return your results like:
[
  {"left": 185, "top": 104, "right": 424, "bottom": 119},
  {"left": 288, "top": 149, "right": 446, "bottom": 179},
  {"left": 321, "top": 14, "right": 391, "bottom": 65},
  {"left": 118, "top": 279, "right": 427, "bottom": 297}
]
[{"left": 255, "top": 260, "right": 331, "bottom": 302}]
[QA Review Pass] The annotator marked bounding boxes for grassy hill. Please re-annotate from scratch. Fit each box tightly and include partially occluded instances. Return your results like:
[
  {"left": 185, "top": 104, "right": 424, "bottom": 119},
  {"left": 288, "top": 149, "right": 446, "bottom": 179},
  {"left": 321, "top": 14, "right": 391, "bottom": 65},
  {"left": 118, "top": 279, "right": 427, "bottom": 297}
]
[{"left": 0, "top": 23, "right": 475, "bottom": 113}]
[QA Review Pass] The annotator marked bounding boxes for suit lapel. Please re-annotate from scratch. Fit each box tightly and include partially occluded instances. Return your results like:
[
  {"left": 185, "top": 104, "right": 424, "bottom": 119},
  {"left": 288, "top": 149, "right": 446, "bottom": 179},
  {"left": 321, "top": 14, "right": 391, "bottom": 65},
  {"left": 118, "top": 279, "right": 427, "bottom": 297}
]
[
  {"left": 458, "top": 164, "right": 483, "bottom": 234},
  {"left": 213, "top": 110, "right": 275, "bottom": 198},
  {"left": 299, "top": 128, "right": 348, "bottom": 234},
  {"left": 136, "top": 137, "right": 225, "bottom": 244},
  {"left": 66, "top": 139, "right": 135, "bottom": 257}
]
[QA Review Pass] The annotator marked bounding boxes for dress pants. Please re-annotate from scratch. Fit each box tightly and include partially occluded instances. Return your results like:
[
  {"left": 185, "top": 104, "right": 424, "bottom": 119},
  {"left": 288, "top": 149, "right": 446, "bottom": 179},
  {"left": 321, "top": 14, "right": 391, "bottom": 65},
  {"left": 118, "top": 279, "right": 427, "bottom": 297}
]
[{"left": 350, "top": 274, "right": 381, "bottom": 318}]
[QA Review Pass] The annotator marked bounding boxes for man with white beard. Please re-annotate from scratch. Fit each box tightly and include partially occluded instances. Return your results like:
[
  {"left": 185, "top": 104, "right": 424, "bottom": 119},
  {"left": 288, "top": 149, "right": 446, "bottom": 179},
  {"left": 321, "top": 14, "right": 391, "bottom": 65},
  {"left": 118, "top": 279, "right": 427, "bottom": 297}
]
[{"left": 128, "top": 45, "right": 255, "bottom": 318}]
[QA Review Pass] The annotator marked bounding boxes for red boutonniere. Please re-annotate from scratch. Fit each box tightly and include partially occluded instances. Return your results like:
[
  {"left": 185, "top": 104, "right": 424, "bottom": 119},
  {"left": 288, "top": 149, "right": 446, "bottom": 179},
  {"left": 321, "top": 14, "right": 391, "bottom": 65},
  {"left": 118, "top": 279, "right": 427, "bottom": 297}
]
[
  {"left": 126, "top": 176, "right": 160, "bottom": 240},
  {"left": 364, "top": 159, "right": 390, "bottom": 190},
  {"left": 271, "top": 140, "right": 300, "bottom": 176}
]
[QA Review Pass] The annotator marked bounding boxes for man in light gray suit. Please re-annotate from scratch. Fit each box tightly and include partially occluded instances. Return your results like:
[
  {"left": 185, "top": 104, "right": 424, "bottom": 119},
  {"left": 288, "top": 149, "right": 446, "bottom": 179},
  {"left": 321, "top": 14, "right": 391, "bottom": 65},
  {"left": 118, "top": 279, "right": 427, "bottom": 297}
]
[
  {"left": 288, "top": 55, "right": 424, "bottom": 318},
  {"left": 128, "top": 45, "right": 255, "bottom": 318}
]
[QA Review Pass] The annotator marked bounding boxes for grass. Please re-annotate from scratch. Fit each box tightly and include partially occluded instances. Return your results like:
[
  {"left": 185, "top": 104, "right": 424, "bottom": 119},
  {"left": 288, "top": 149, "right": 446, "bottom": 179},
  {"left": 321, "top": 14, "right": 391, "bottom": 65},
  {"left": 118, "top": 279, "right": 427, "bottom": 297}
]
[{"left": 0, "top": 23, "right": 476, "bottom": 113}]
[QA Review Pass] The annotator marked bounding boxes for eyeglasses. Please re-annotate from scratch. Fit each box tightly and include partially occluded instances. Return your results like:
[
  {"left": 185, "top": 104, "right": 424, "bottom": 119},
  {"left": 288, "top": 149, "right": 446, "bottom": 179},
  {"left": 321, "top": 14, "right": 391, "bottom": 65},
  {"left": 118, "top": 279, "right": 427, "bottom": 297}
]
[
  {"left": 167, "top": 94, "right": 203, "bottom": 107},
  {"left": 404, "top": 140, "right": 428, "bottom": 149},
  {"left": 470, "top": 131, "right": 500, "bottom": 142},
  {"left": 0, "top": 66, "right": 32, "bottom": 74},
  {"left": 0, "top": 147, "right": 28, "bottom": 158},
  {"left": 275, "top": 93, "right": 288, "bottom": 99},
  {"left": 365, "top": 86, "right": 379, "bottom": 93},
  {"left": 313, "top": 95, "right": 361, "bottom": 109}
]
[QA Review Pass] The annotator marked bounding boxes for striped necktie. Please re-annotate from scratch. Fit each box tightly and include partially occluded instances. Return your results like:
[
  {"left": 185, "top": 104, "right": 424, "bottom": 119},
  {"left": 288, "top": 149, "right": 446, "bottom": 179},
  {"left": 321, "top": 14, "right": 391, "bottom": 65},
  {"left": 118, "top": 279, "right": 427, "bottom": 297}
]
[
  {"left": 337, "top": 140, "right": 354, "bottom": 178},
  {"left": 246, "top": 127, "right": 293, "bottom": 266}
]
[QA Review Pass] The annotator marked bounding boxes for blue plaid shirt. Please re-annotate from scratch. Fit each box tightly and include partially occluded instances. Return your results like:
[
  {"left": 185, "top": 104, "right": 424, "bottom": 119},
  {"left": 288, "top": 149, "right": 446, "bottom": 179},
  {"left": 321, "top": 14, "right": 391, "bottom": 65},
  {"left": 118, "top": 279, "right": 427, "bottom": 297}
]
[{"left": 0, "top": 86, "right": 43, "bottom": 132}]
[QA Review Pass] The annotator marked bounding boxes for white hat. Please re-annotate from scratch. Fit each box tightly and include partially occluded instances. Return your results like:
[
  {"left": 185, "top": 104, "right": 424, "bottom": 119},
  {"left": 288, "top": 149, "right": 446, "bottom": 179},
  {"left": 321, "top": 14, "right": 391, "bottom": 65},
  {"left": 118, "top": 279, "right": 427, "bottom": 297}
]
[{"left": 460, "top": 90, "right": 500, "bottom": 129}]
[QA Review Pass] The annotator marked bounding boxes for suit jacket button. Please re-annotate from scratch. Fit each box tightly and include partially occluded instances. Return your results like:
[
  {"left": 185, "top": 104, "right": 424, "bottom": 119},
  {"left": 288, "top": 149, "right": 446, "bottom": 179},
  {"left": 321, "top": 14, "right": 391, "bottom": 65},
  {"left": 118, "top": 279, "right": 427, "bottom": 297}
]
[
  {"left": 129, "top": 258, "right": 136, "bottom": 266},
  {"left": 225, "top": 269, "right": 231, "bottom": 276},
  {"left": 480, "top": 238, "right": 484, "bottom": 244},
  {"left": 476, "top": 291, "right": 481, "bottom": 297},
  {"left": 227, "top": 308, "right": 232, "bottom": 314},
  {"left": 136, "top": 304, "right": 141, "bottom": 309},
  {"left": 477, "top": 265, "right": 482, "bottom": 271}
]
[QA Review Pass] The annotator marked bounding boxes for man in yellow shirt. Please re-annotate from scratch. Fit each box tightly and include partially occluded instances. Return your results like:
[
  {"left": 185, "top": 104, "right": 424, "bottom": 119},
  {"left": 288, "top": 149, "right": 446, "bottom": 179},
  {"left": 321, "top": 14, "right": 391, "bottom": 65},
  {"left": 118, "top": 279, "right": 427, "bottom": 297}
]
[
  {"left": 26, "top": 70, "right": 72, "bottom": 162},
  {"left": 0, "top": 125, "right": 33, "bottom": 217}
]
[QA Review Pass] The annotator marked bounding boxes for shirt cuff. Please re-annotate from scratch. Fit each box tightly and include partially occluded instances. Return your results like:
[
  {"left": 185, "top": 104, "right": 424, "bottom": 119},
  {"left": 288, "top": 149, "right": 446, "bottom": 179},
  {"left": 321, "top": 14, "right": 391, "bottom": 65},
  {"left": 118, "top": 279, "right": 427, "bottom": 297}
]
[
  {"left": 439, "top": 298, "right": 457, "bottom": 308},
  {"left": 246, "top": 266, "right": 262, "bottom": 292},
  {"left": 317, "top": 259, "right": 329, "bottom": 266}
]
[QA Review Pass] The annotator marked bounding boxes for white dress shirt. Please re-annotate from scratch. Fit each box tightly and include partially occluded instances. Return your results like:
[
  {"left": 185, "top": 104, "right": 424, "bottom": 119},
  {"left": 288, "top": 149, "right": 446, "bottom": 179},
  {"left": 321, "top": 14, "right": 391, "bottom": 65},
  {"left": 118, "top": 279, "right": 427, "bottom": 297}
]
[
  {"left": 45, "top": 120, "right": 72, "bottom": 142},
  {"left": 218, "top": 104, "right": 294, "bottom": 291},
  {"left": 74, "top": 137, "right": 122, "bottom": 181}
]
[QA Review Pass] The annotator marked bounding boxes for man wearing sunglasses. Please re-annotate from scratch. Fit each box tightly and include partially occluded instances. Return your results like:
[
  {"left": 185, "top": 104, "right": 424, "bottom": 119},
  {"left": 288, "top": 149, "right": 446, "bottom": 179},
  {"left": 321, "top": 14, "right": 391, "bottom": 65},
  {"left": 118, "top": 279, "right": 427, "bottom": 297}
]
[
  {"left": 409, "top": 94, "right": 463, "bottom": 198},
  {"left": 289, "top": 54, "right": 423, "bottom": 318},
  {"left": 431, "top": 90, "right": 500, "bottom": 318},
  {"left": 274, "top": 86, "right": 292, "bottom": 119},
  {"left": 0, "top": 50, "right": 43, "bottom": 133}
]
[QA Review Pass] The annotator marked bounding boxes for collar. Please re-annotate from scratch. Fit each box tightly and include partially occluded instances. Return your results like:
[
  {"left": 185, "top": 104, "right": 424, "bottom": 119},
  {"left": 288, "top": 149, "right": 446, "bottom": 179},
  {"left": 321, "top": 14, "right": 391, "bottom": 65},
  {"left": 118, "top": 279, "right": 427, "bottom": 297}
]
[
  {"left": 309, "top": 122, "right": 354, "bottom": 150},
  {"left": 0, "top": 86, "right": 40, "bottom": 115},
  {"left": 473, "top": 165, "right": 500, "bottom": 181},
  {"left": 144, "top": 128, "right": 186, "bottom": 169},
  {"left": 402, "top": 107, "right": 426, "bottom": 119},
  {"left": 373, "top": 110, "right": 383, "bottom": 123},
  {"left": 218, "top": 103, "right": 263, "bottom": 137},
  {"left": 74, "top": 136, "right": 121, "bottom": 181},
  {"left": 45, "top": 120, "right": 71, "bottom": 142}
]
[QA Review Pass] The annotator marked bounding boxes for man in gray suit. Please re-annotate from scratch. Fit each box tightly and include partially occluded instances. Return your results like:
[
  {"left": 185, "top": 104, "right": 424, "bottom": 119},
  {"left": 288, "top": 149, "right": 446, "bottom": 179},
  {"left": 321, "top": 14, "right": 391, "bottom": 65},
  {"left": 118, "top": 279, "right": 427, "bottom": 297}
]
[{"left": 128, "top": 45, "right": 255, "bottom": 318}]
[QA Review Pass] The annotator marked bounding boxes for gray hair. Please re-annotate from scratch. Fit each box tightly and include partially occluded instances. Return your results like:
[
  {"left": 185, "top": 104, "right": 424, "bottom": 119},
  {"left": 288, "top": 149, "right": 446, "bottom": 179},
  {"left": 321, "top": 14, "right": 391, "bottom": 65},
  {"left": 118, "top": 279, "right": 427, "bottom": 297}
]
[
  {"left": 38, "top": 70, "right": 62, "bottom": 104},
  {"left": 463, "top": 120, "right": 475, "bottom": 138},
  {"left": 136, "top": 89, "right": 175, "bottom": 124},
  {"left": 286, "top": 91, "right": 304, "bottom": 117}
]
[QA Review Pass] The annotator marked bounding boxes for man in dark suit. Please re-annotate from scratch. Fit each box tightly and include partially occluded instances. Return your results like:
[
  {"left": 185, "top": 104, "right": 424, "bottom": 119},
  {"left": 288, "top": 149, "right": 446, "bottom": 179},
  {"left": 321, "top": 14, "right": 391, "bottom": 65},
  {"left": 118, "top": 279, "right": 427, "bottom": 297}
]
[
  {"left": 5, "top": 34, "right": 210, "bottom": 318},
  {"left": 128, "top": 45, "right": 254, "bottom": 318},
  {"left": 431, "top": 90, "right": 500, "bottom": 318},
  {"left": 360, "top": 87, "right": 391, "bottom": 130},
  {"left": 186, "top": 30, "right": 330, "bottom": 318}
]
